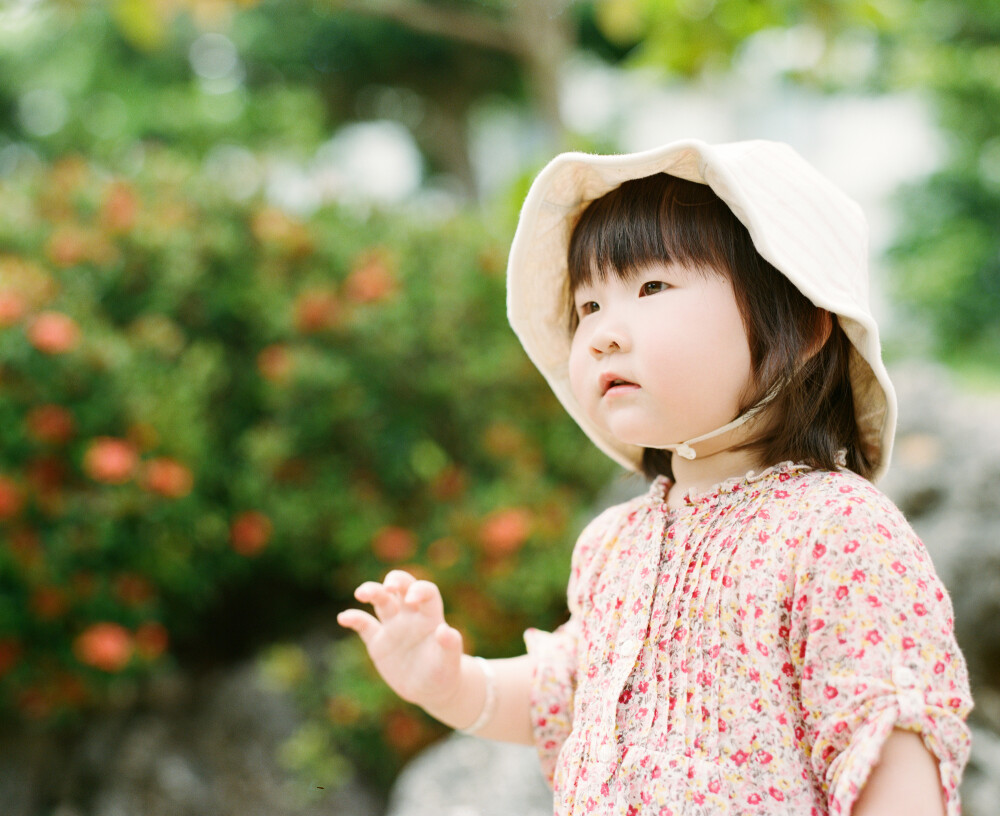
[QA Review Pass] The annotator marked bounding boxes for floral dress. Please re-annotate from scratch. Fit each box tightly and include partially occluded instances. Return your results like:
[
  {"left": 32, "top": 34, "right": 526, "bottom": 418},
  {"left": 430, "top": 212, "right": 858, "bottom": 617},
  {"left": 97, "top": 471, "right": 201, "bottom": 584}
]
[{"left": 525, "top": 462, "right": 972, "bottom": 816}]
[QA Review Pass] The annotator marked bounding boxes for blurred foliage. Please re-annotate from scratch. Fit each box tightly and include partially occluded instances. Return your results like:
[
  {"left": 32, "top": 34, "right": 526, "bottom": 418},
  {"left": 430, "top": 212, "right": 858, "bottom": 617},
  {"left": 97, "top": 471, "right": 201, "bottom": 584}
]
[
  {"left": 0, "top": 150, "right": 614, "bottom": 783},
  {"left": 886, "top": 0, "right": 1000, "bottom": 373}
]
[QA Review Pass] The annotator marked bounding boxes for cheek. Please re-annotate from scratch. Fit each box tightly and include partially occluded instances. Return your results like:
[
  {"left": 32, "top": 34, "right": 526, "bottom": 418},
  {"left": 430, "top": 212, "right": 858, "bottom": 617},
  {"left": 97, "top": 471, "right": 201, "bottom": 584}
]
[{"left": 567, "top": 334, "right": 590, "bottom": 404}]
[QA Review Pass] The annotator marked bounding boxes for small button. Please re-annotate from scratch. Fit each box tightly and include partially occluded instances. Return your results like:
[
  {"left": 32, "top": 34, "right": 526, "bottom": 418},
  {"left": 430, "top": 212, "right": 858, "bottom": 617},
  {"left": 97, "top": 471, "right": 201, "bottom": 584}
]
[
  {"left": 892, "top": 665, "right": 917, "bottom": 688},
  {"left": 621, "top": 637, "right": 638, "bottom": 654},
  {"left": 598, "top": 744, "right": 615, "bottom": 763}
]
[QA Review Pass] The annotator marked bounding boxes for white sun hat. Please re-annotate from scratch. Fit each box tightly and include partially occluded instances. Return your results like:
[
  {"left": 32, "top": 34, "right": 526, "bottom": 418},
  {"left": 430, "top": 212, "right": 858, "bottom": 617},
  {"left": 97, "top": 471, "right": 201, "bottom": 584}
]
[{"left": 506, "top": 138, "right": 897, "bottom": 481}]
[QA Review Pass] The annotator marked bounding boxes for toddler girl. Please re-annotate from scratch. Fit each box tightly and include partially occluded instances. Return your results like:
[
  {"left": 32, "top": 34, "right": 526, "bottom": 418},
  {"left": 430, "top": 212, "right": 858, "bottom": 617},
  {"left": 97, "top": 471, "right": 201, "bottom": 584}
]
[{"left": 337, "top": 139, "right": 972, "bottom": 816}]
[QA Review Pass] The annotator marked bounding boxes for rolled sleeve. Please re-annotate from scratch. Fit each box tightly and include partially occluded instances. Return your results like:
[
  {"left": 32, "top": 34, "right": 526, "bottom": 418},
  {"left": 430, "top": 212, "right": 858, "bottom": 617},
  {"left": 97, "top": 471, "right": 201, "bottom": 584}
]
[
  {"left": 524, "top": 618, "right": 579, "bottom": 786},
  {"left": 790, "top": 488, "right": 973, "bottom": 815}
]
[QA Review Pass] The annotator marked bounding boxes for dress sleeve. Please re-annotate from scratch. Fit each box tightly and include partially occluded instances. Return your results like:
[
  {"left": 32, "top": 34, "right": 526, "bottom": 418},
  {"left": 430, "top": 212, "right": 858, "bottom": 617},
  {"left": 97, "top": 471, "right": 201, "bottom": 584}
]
[
  {"left": 789, "top": 482, "right": 973, "bottom": 816},
  {"left": 523, "top": 503, "right": 619, "bottom": 786}
]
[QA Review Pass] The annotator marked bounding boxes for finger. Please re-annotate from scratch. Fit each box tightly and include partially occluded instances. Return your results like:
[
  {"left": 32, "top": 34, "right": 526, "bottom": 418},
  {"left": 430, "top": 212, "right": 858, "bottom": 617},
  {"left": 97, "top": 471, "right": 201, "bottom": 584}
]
[
  {"left": 337, "top": 609, "right": 382, "bottom": 646},
  {"left": 434, "top": 622, "right": 463, "bottom": 655},
  {"left": 382, "top": 570, "right": 416, "bottom": 594},
  {"left": 403, "top": 580, "right": 444, "bottom": 619},
  {"left": 355, "top": 582, "right": 400, "bottom": 621}
]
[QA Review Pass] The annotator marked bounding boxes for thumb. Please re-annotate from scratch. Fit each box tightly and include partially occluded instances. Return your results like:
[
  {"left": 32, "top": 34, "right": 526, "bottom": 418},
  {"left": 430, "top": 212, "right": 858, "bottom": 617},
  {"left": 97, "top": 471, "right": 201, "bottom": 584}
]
[
  {"left": 337, "top": 609, "right": 382, "bottom": 647},
  {"left": 434, "top": 621, "right": 464, "bottom": 656}
]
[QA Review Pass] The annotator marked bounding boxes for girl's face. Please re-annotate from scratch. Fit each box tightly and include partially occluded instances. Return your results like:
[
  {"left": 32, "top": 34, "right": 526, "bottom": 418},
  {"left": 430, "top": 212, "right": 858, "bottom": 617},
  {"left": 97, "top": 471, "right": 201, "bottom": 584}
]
[{"left": 568, "top": 262, "right": 754, "bottom": 451}]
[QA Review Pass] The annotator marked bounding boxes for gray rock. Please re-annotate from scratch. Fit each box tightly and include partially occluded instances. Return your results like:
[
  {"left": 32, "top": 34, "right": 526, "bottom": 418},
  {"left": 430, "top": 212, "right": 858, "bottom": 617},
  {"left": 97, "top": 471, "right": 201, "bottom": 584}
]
[
  {"left": 386, "top": 734, "right": 551, "bottom": 816},
  {"left": 0, "top": 657, "right": 381, "bottom": 816}
]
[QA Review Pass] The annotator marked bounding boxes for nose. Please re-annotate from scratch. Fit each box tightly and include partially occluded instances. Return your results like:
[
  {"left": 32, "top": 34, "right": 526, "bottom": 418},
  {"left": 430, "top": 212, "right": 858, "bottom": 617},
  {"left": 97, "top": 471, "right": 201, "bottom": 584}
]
[{"left": 589, "top": 315, "right": 631, "bottom": 357}]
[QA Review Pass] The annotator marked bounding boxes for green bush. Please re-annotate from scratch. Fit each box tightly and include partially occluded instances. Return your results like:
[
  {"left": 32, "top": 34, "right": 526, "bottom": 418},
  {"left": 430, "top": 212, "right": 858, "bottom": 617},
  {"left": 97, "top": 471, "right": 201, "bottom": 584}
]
[{"left": 0, "top": 149, "right": 614, "bottom": 788}]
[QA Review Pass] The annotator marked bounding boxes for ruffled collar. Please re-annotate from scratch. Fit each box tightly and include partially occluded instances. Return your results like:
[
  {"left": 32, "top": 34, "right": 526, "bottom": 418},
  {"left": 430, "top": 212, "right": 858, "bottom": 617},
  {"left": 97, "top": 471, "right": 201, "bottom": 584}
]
[{"left": 648, "top": 459, "right": 816, "bottom": 509}]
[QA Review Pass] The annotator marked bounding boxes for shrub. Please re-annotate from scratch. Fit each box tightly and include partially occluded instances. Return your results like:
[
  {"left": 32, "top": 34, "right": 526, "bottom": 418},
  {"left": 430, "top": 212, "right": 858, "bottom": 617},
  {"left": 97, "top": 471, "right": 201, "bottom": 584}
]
[{"left": 0, "top": 148, "right": 614, "bottom": 788}]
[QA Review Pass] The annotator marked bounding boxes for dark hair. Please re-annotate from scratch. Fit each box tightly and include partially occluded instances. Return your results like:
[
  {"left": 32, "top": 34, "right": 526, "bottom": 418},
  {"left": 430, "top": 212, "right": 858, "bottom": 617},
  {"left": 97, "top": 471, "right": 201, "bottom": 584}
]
[{"left": 567, "top": 173, "right": 873, "bottom": 482}]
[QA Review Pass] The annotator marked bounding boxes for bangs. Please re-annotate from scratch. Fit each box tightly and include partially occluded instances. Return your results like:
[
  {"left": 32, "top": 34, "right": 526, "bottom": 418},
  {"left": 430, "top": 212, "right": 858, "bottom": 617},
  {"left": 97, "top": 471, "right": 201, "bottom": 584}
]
[{"left": 567, "top": 173, "right": 744, "bottom": 298}]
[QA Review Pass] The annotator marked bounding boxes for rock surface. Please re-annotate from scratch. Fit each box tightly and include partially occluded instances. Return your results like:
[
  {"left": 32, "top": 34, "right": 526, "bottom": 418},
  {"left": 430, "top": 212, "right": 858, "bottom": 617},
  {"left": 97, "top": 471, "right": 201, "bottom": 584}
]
[{"left": 0, "top": 657, "right": 381, "bottom": 816}]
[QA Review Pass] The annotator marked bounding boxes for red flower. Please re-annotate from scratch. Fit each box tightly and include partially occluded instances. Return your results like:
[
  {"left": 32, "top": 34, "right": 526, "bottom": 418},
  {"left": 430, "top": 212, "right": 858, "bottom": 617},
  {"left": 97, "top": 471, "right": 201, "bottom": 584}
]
[
  {"left": 383, "top": 710, "right": 427, "bottom": 753},
  {"left": 294, "top": 289, "right": 340, "bottom": 332},
  {"left": 345, "top": 251, "right": 397, "bottom": 303},
  {"left": 371, "top": 525, "right": 418, "bottom": 562},
  {"left": 230, "top": 511, "right": 273, "bottom": 556},
  {"left": 27, "top": 311, "right": 80, "bottom": 354},
  {"left": 257, "top": 344, "right": 295, "bottom": 382},
  {"left": 135, "top": 622, "right": 169, "bottom": 660},
  {"left": 74, "top": 623, "right": 133, "bottom": 672},
  {"left": 478, "top": 507, "right": 532, "bottom": 557},
  {"left": 83, "top": 437, "right": 137, "bottom": 484},
  {"left": 101, "top": 181, "right": 139, "bottom": 233},
  {"left": 26, "top": 404, "right": 75, "bottom": 444},
  {"left": 141, "top": 457, "right": 194, "bottom": 498},
  {"left": 0, "top": 638, "right": 22, "bottom": 678},
  {"left": 114, "top": 573, "right": 156, "bottom": 606},
  {"left": 0, "top": 290, "right": 27, "bottom": 326},
  {"left": 0, "top": 475, "right": 25, "bottom": 519},
  {"left": 30, "top": 586, "right": 68, "bottom": 620}
]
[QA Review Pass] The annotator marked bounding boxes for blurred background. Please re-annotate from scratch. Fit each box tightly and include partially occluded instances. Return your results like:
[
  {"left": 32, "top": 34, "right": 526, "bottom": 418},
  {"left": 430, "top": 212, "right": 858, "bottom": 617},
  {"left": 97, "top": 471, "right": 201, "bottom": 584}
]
[{"left": 0, "top": 0, "right": 998, "bottom": 814}]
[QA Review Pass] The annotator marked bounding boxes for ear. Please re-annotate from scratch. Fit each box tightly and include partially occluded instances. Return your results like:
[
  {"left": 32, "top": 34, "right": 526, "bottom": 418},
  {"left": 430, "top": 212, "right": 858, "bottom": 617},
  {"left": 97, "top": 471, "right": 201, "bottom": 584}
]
[{"left": 803, "top": 310, "right": 833, "bottom": 361}]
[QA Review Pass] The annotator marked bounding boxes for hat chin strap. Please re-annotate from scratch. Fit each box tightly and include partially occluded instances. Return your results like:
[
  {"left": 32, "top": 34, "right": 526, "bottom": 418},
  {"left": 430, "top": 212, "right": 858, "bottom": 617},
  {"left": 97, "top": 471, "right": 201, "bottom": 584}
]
[{"left": 648, "top": 384, "right": 782, "bottom": 461}]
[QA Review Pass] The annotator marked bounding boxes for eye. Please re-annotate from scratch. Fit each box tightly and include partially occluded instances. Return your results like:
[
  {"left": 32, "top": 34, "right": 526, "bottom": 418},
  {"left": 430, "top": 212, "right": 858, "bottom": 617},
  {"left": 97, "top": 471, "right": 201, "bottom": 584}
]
[
  {"left": 640, "top": 281, "right": 669, "bottom": 297},
  {"left": 577, "top": 300, "right": 600, "bottom": 317}
]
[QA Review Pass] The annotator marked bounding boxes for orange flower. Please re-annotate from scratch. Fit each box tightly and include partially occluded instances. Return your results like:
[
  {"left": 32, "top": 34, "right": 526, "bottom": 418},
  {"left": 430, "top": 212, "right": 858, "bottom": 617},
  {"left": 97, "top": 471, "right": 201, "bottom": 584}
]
[
  {"left": 371, "top": 525, "right": 417, "bottom": 562},
  {"left": 101, "top": 181, "right": 139, "bottom": 233},
  {"left": 294, "top": 288, "right": 340, "bottom": 333},
  {"left": 30, "top": 586, "right": 68, "bottom": 620},
  {"left": 113, "top": 573, "right": 156, "bottom": 607},
  {"left": 430, "top": 465, "right": 467, "bottom": 501},
  {"left": 0, "top": 290, "right": 27, "bottom": 327},
  {"left": 383, "top": 709, "right": 429, "bottom": 754},
  {"left": 478, "top": 507, "right": 532, "bottom": 557},
  {"left": 140, "top": 457, "right": 194, "bottom": 498},
  {"left": 45, "top": 226, "right": 90, "bottom": 268},
  {"left": 26, "top": 456, "right": 67, "bottom": 494},
  {"left": 344, "top": 250, "right": 397, "bottom": 303},
  {"left": 0, "top": 475, "right": 25, "bottom": 520},
  {"left": 257, "top": 344, "right": 294, "bottom": 382},
  {"left": 74, "top": 622, "right": 133, "bottom": 672},
  {"left": 83, "top": 437, "right": 137, "bottom": 484},
  {"left": 0, "top": 638, "right": 22, "bottom": 678},
  {"left": 230, "top": 510, "right": 273, "bottom": 556},
  {"left": 8, "top": 527, "right": 41, "bottom": 570},
  {"left": 27, "top": 311, "right": 80, "bottom": 354},
  {"left": 26, "top": 404, "right": 75, "bottom": 444},
  {"left": 135, "top": 622, "right": 169, "bottom": 660},
  {"left": 250, "top": 207, "right": 313, "bottom": 257}
]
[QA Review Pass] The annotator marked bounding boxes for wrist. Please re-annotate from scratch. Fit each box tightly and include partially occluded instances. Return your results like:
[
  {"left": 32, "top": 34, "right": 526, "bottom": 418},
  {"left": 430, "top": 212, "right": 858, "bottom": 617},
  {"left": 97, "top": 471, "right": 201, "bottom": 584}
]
[
  {"left": 420, "top": 654, "right": 490, "bottom": 731},
  {"left": 458, "top": 657, "right": 497, "bottom": 735}
]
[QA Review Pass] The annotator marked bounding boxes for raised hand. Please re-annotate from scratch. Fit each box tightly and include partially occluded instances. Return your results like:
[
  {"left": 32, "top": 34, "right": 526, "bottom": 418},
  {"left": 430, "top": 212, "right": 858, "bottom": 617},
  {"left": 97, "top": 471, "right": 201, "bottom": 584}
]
[{"left": 337, "top": 570, "right": 466, "bottom": 712}]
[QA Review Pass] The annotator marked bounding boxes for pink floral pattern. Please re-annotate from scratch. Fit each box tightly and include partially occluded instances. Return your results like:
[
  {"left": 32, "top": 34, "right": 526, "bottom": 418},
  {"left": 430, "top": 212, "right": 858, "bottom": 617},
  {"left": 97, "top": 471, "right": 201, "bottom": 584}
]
[{"left": 525, "top": 462, "right": 972, "bottom": 815}]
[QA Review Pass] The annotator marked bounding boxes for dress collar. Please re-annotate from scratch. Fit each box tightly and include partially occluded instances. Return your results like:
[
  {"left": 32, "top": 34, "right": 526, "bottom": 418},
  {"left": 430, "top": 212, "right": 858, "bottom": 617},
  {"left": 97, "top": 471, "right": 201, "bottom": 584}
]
[{"left": 648, "top": 459, "right": 816, "bottom": 509}]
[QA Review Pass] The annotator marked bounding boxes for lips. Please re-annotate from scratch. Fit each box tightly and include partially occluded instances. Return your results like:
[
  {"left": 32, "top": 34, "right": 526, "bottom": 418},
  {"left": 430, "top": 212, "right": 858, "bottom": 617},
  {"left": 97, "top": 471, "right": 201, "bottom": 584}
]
[{"left": 600, "top": 372, "right": 639, "bottom": 396}]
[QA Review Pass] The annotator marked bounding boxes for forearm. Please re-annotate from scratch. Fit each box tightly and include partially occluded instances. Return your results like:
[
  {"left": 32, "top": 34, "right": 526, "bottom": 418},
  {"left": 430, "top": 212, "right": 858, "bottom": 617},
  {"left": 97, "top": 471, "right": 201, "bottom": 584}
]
[
  {"left": 421, "top": 653, "right": 536, "bottom": 745},
  {"left": 851, "top": 729, "right": 946, "bottom": 816}
]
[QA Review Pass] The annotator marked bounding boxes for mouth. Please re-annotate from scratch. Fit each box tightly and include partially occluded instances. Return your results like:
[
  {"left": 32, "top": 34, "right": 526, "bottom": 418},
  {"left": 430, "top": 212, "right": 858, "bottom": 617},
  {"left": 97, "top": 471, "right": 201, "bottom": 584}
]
[{"left": 600, "top": 373, "right": 639, "bottom": 396}]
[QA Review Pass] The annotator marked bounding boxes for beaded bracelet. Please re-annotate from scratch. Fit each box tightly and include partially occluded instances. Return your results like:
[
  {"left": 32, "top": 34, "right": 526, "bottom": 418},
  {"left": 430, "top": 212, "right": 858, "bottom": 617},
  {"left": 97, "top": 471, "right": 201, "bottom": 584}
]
[{"left": 459, "top": 656, "right": 497, "bottom": 736}]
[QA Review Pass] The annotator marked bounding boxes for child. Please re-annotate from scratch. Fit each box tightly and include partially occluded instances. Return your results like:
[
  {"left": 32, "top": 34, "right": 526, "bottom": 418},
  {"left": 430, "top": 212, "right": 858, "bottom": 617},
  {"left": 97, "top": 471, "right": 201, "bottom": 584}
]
[{"left": 337, "top": 139, "right": 972, "bottom": 816}]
